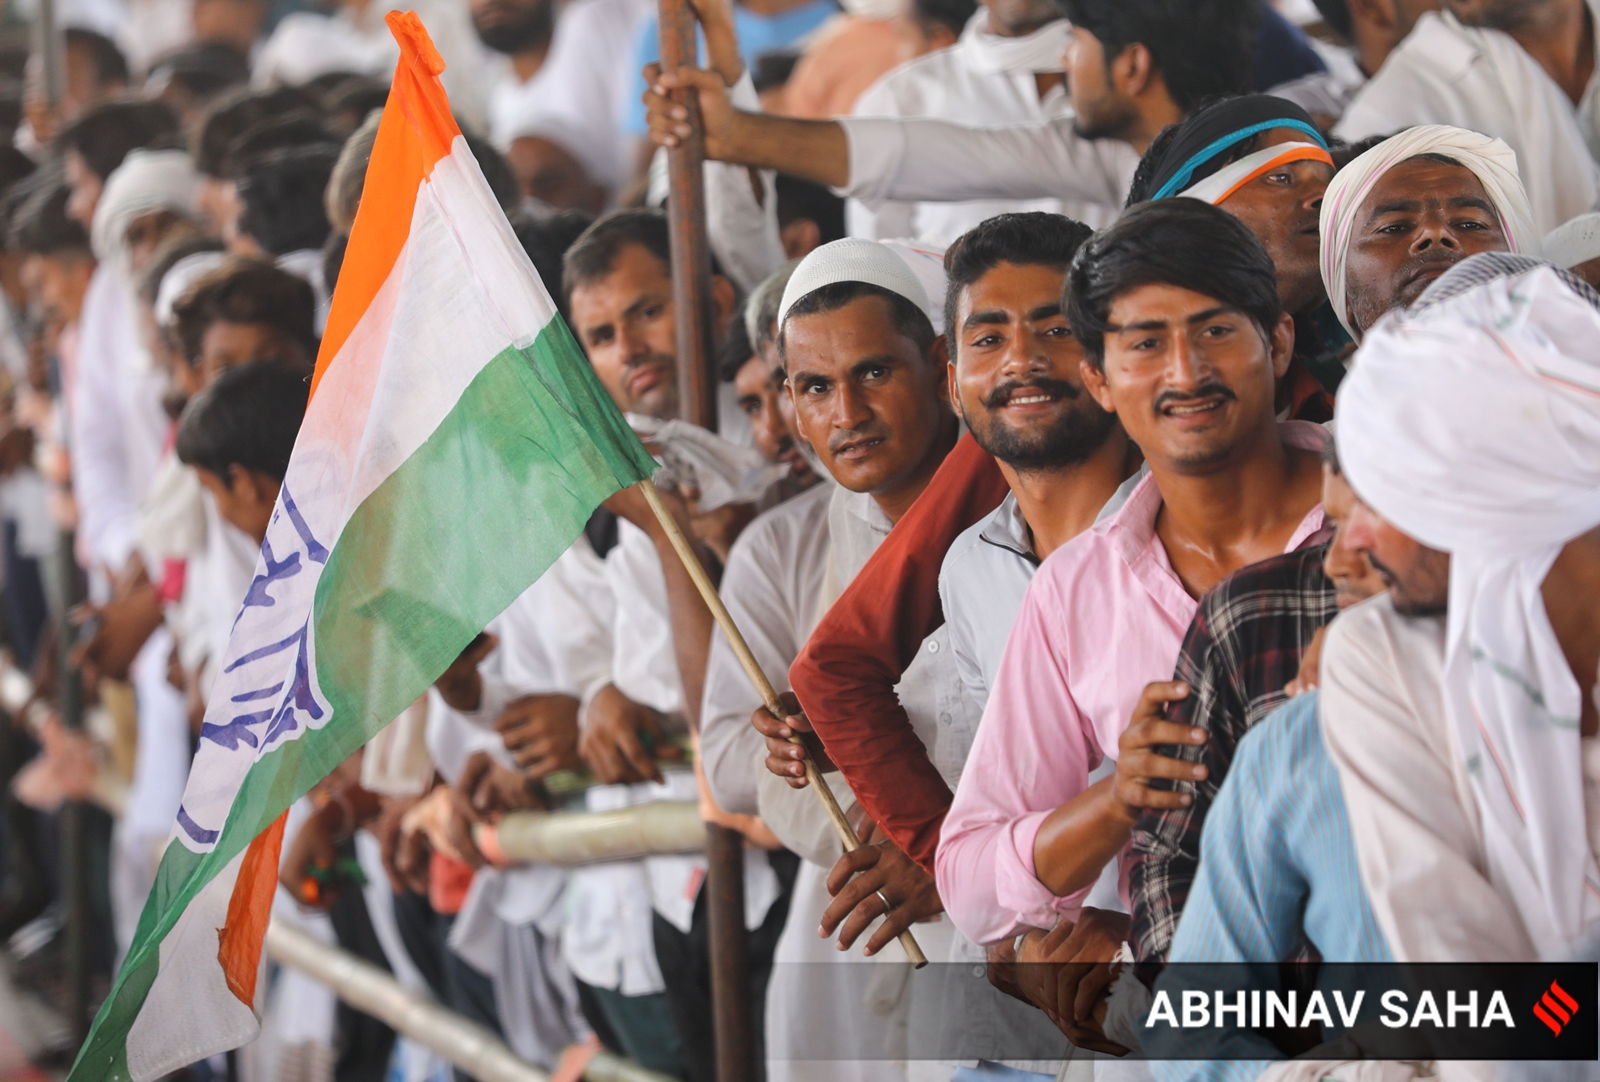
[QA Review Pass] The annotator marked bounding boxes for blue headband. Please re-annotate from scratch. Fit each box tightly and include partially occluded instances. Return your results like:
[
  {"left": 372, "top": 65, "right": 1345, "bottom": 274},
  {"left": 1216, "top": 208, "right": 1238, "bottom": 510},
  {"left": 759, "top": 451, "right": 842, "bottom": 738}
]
[{"left": 1149, "top": 119, "right": 1329, "bottom": 202}]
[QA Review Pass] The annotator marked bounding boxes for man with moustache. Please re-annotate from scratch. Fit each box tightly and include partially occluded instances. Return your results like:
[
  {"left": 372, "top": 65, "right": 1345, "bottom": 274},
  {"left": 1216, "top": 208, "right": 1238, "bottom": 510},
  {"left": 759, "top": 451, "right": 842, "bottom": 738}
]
[
  {"left": 1335, "top": 0, "right": 1600, "bottom": 234},
  {"left": 937, "top": 200, "right": 1327, "bottom": 1049},
  {"left": 1318, "top": 125, "right": 1534, "bottom": 340},
  {"left": 777, "top": 97, "right": 1340, "bottom": 893},
  {"left": 559, "top": 210, "right": 785, "bottom": 1081},
  {"left": 698, "top": 236, "right": 965, "bottom": 1081}
]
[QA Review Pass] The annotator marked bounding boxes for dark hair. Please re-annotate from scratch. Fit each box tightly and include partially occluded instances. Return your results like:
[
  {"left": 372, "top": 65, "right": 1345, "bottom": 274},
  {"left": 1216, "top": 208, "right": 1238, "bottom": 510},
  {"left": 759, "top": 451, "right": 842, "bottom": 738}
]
[
  {"left": 56, "top": 97, "right": 183, "bottom": 181},
  {"left": 1311, "top": 0, "right": 1353, "bottom": 43},
  {"left": 235, "top": 144, "right": 337, "bottom": 255},
  {"left": 65, "top": 28, "right": 129, "bottom": 90},
  {"left": 1058, "top": 0, "right": 1258, "bottom": 114},
  {"left": 223, "top": 112, "right": 342, "bottom": 179},
  {"left": 171, "top": 257, "right": 317, "bottom": 366},
  {"left": 463, "top": 130, "right": 521, "bottom": 211},
  {"left": 776, "top": 174, "right": 845, "bottom": 247},
  {"left": 176, "top": 361, "right": 309, "bottom": 483},
  {"left": 512, "top": 208, "right": 596, "bottom": 310},
  {"left": 1065, "top": 199, "right": 1280, "bottom": 365},
  {"left": 911, "top": 0, "right": 978, "bottom": 40},
  {"left": 9, "top": 180, "right": 89, "bottom": 256},
  {"left": 322, "top": 230, "right": 347, "bottom": 294},
  {"left": 321, "top": 75, "right": 389, "bottom": 131},
  {"left": 0, "top": 145, "right": 35, "bottom": 201},
  {"left": 193, "top": 86, "right": 320, "bottom": 177},
  {"left": 719, "top": 309, "right": 755, "bottom": 382},
  {"left": 777, "top": 281, "right": 936, "bottom": 365},
  {"left": 942, "top": 212, "right": 1094, "bottom": 341},
  {"left": 562, "top": 208, "right": 671, "bottom": 302},
  {"left": 138, "top": 232, "right": 226, "bottom": 307},
  {"left": 751, "top": 50, "right": 800, "bottom": 95},
  {"left": 145, "top": 42, "right": 250, "bottom": 103}
]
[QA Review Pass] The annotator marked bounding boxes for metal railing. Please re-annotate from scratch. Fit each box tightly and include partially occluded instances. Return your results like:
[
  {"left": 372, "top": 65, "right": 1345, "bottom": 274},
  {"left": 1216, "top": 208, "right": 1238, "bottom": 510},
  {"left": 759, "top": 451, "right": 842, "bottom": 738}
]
[
  {"left": 478, "top": 801, "right": 705, "bottom": 866},
  {"left": 266, "top": 921, "right": 677, "bottom": 1082}
]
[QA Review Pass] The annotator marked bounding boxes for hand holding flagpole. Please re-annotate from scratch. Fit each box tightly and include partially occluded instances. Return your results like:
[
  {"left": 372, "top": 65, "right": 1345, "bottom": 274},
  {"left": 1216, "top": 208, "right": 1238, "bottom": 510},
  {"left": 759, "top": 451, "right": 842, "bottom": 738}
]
[{"left": 637, "top": 479, "right": 929, "bottom": 968}]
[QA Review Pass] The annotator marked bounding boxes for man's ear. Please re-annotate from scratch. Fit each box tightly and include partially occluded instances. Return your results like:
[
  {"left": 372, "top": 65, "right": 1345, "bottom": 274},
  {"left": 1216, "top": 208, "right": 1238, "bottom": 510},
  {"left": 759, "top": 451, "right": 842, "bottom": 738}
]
[
  {"left": 711, "top": 274, "right": 738, "bottom": 335},
  {"left": 779, "top": 217, "right": 822, "bottom": 261},
  {"left": 1270, "top": 312, "right": 1296, "bottom": 379},
  {"left": 1114, "top": 42, "right": 1156, "bottom": 98},
  {"left": 1079, "top": 356, "right": 1116, "bottom": 413},
  {"left": 943, "top": 338, "right": 963, "bottom": 422},
  {"left": 929, "top": 335, "right": 952, "bottom": 408}
]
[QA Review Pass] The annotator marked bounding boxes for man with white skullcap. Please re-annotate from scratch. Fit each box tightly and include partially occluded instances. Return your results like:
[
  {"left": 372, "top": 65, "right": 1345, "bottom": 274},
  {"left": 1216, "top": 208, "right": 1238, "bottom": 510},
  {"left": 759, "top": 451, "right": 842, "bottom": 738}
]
[
  {"left": 698, "top": 234, "right": 965, "bottom": 1081},
  {"left": 1318, "top": 124, "right": 1532, "bottom": 341},
  {"left": 1322, "top": 252, "right": 1600, "bottom": 962}
]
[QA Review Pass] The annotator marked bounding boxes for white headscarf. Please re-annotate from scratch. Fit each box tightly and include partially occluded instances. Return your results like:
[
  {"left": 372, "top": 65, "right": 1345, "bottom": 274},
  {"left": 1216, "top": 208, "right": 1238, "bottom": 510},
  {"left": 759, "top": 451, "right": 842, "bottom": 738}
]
[
  {"left": 1336, "top": 257, "right": 1600, "bottom": 958},
  {"left": 90, "top": 149, "right": 202, "bottom": 281},
  {"left": 154, "top": 251, "right": 228, "bottom": 329},
  {"left": 1318, "top": 125, "right": 1537, "bottom": 340},
  {"left": 1543, "top": 212, "right": 1600, "bottom": 271}
]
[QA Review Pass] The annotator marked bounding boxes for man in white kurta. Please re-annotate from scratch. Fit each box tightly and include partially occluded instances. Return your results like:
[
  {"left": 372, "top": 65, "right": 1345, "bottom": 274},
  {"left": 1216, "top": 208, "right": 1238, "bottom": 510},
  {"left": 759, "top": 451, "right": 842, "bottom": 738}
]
[
  {"left": 1334, "top": 6, "right": 1600, "bottom": 234},
  {"left": 845, "top": 7, "right": 1116, "bottom": 244}
]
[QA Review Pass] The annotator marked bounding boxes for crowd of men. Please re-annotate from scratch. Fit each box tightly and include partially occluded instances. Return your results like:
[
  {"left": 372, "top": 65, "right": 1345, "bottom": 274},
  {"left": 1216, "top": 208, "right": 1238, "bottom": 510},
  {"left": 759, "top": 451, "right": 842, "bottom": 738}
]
[{"left": 0, "top": 0, "right": 1596, "bottom": 1079}]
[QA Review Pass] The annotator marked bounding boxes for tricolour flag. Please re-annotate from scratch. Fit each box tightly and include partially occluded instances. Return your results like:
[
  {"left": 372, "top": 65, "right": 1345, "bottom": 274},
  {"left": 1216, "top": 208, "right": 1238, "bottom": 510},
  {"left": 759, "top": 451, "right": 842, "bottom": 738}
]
[{"left": 68, "top": 15, "right": 656, "bottom": 1080}]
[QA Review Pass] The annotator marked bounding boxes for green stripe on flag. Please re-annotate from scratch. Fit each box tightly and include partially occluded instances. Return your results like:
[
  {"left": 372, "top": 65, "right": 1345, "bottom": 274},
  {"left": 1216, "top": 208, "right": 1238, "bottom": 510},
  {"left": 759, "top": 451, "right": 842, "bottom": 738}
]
[{"left": 69, "top": 318, "right": 654, "bottom": 1081}]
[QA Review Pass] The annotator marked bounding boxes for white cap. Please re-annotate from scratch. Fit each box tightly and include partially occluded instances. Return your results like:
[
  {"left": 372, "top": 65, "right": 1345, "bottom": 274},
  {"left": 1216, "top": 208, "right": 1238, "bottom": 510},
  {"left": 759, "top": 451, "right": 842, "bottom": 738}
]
[
  {"left": 155, "top": 251, "right": 228, "bottom": 329},
  {"left": 778, "top": 237, "right": 938, "bottom": 331},
  {"left": 1542, "top": 212, "right": 1600, "bottom": 270}
]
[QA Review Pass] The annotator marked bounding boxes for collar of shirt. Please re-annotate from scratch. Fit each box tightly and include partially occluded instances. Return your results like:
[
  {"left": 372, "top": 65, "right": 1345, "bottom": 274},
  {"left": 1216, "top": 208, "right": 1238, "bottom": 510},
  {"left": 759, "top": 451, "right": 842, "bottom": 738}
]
[
  {"left": 976, "top": 465, "right": 1149, "bottom": 564},
  {"left": 1093, "top": 419, "right": 1328, "bottom": 616}
]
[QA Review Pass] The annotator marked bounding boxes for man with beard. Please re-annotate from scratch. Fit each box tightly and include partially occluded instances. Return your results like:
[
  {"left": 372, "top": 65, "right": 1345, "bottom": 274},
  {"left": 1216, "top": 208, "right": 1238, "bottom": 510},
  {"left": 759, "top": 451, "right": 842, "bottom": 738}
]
[
  {"left": 1335, "top": 0, "right": 1600, "bottom": 234},
  {"left": 1318, "top": 125, "right": 1533, "bottom": 340},
  {"left": 472, "top": 0, "right": 557, "bottom": 140},
  {"left": 642, "top": 0, "right": 1258, "bottom": 218},
  {"left": 936, "top": 200, "right": 1326, "bottom": 1050}
]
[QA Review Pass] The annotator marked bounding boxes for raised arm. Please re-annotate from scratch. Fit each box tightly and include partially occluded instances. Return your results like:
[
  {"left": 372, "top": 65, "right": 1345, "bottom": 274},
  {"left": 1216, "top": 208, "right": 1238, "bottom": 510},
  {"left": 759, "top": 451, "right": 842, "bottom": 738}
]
[{"left": 642, "top": 68, "right": 1139, "bottom": 209}]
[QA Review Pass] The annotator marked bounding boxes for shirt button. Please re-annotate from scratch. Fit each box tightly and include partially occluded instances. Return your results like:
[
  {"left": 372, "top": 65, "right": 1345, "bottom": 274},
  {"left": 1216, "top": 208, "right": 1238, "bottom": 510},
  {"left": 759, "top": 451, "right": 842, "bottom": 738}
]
[
  {"left": 927, "top": 640, "right": 940, "bottom": 653},
  {"left": 940, "top": 712, "right": 953, "bottom": 725}
]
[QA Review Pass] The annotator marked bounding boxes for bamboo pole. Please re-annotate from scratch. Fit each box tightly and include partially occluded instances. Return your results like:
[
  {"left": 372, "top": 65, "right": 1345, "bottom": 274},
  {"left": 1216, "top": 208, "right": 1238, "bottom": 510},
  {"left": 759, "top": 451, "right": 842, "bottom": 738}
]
[{"left": 638, "top": 479, "right": 929, "bottom": 968}]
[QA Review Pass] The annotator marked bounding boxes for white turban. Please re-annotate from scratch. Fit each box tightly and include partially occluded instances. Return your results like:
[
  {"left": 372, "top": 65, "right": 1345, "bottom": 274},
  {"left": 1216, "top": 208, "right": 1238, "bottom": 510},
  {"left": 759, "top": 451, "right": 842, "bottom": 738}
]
[
  {"left": 154, "top": 250, "right": 228, "bottom": 329},
  {"left": 1318, "top": 125, "right": 1537, "bottom": 340},
  {"left": 91, "top": 149, "right": 202, "bottom": 281},
  {"left": 1542, "top": 212, "right": 1600, "bottom": 271},
  {"left": 778, "top": 237, "right": 947, "bottom": 333},
  {"left": 1336, "top": 257, "right": 1600, "bottom": 958}
]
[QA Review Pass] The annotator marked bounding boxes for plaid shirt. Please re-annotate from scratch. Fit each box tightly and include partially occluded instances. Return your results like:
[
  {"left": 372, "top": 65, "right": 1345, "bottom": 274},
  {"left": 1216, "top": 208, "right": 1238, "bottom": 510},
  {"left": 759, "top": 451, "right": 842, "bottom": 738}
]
[{"left": 1127, "top": 544, "right": 1336, "bottom": 963}]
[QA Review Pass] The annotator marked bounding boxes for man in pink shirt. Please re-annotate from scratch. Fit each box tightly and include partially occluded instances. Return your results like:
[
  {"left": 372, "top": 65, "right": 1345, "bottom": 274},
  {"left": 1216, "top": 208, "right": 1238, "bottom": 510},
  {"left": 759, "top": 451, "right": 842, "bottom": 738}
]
[{"left": 937, "top": 198, "right": 1327, "bottom": 1047}]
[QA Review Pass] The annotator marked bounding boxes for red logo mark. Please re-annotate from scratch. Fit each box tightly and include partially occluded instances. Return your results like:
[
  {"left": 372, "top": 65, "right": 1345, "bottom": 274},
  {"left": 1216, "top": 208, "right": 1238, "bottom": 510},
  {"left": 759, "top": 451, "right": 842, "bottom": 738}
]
[{"left": 1534, "top": 980, "right": 1580, "bottom": 1036}]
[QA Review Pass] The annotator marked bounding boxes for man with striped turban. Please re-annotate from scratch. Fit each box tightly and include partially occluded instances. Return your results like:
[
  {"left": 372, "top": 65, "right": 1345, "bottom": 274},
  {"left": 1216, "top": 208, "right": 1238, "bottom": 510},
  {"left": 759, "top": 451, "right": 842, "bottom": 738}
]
[{"left": 1323, "top": 253, "right": 1600, "bottom": 962}]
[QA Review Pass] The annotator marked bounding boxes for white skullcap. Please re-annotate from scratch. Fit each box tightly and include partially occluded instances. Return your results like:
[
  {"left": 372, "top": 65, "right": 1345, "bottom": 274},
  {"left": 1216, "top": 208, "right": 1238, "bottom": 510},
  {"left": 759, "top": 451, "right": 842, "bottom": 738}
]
[
  {"left": 155, "top": 250, "right": 229, "bottom": 329},
  {"left": 1337, "top": 257, "right": 1600, "bottom": 959},
  {"left": 1318, "top": 125, "right": 1536, "bottom": 340},
  {"left": 778, "top": 237, "right": 943, "bottom": 332},
  {"left": 1542, "top": 212, "right": 1600, "bottom": 271},
  {"left": 91, "top": 149, "right": 202, "bottom": 280}
]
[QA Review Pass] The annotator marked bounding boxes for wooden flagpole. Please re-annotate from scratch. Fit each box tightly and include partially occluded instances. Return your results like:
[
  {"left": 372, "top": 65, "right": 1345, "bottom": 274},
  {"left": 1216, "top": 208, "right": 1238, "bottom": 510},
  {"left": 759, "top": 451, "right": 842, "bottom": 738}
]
[{"left": 639, "top": 479, "right": 929, "bottom": 968}]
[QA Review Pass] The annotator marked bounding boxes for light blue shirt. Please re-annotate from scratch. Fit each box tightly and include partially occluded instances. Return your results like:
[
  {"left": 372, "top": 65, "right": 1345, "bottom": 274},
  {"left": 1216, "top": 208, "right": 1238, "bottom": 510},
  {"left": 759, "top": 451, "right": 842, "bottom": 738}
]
[
  {"left": 1150, "top": 691, "right": 1392, "bottom": 1082},
  {"left": 623, "top": 0, "right": 839, "bottom": 135}
]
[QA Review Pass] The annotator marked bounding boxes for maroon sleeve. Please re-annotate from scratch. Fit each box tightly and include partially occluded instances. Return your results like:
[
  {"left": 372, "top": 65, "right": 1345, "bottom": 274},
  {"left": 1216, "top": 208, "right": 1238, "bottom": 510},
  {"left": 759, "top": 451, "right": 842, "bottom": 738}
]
[{"left": 787, "top": 434, "right": 1009, "bottom": 871}]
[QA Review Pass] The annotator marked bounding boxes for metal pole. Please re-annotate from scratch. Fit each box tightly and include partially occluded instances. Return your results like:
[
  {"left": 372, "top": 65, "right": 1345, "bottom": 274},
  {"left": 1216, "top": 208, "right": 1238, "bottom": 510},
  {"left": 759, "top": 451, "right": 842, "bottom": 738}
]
[
  {"left": 657, "top": 0, "right": 719, "bottom": 432},
  {"left": 265, "top": 922, "right": 678, "bottom": 1082},
  {"left": 29, "top": 0, "right": 65, "bottom": 110},
  {"left": 655, "top": 2, "right": 751, "bottom": 1073},
  {"left": 52, "top": 530, "right": 88, "bottom": 1045}
]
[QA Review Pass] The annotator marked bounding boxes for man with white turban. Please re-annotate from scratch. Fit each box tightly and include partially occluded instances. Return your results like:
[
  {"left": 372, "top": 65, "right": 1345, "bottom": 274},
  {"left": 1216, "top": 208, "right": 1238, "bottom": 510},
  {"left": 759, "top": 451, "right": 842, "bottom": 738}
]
[
  {"left": 1318, "top": 124, "right": 1534, "bottom": 341},
  {"left": 1321, "top": 253, "right": 1600, "bottom": 962}
]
